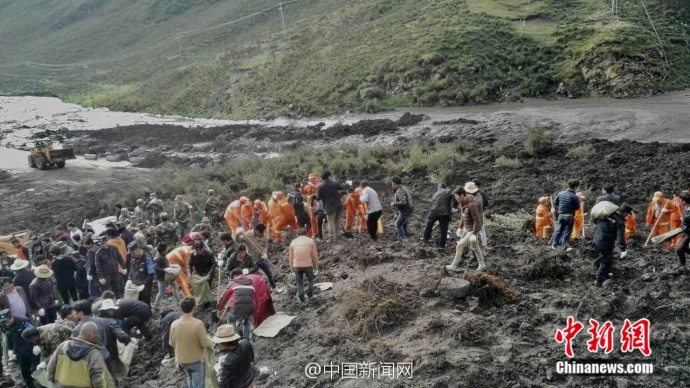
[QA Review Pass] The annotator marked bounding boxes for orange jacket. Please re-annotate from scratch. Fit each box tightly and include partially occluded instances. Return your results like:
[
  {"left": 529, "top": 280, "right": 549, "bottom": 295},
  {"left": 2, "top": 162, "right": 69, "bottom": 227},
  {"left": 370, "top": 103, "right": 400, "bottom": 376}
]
[
  {"left": 671, "top": 197, "right": 684, "bottom": 227},
  {"left": 625, "top": 212, "right": 637, "bottom": 240},
  {"left": 279, "top": 201, "right": 296, "bottom": 219},
  {"left": 646, "top": 198, "right": 674, "bottom": 226},
  {"left": 268, "top": 192, "right": 284, "bottom": 219},
  {"left": 345, "top": 193, "right": 362, "bottom": 213},
  {"left": 254, "top": 201, "right": 269, "bottom": 219},
  {"left": 240, "top": 202, "right": 253, "bottom": 221},
  {"left": 224, "top": 200, "right": 241, "bottom": 220}
]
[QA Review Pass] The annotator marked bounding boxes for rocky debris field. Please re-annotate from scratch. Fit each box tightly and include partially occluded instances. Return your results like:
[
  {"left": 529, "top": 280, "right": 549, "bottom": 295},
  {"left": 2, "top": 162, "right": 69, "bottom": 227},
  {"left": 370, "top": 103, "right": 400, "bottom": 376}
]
[{"left": 2, "top": 128, "right": 690, "bottom": 387}]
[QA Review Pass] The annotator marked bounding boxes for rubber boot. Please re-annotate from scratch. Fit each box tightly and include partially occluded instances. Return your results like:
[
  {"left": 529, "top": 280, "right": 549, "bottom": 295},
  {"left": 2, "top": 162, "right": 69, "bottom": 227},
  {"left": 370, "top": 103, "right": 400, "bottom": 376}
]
[{"left": 476, "top": 255, "right": 486, "bottom": 272}]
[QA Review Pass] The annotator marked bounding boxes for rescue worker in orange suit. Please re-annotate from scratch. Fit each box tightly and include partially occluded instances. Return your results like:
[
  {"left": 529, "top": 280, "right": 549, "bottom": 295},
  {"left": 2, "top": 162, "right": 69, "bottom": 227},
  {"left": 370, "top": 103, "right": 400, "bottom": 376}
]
[
  {"left": 625, "top": 211, "right": 637, "bottom": 242},
  {"left": 571, "top": 192, "right": 586, "bottom": 239},
  {"left": 345, "top": 188, "right": 367, "bottom": 233},
  {"left": 535, "top": 197, "right": 553, "bottom": 239},
  {"left": 239, "top": 196, "right": 254, "bottom": 231},
  {"left": 267, "top": 192, "right": 283, "bottom": 241},
  {"left": 254, "top": 199, "right": 270, "bottom": 234},
  {"left": 165, "top": 245, "right": 193, "bottom": 296},
  {"left": 300, "top": 173, "right": 320, "bottom": 238},
  {"left": 273, "top": 196, "right": 299, "bottom": 243},
  {"left": 670, "top": 191, "right": 688, "bottom": 247},
  {"left": 224, "top": 200, "right": 242, "bottom": 240},
  {"left": 646, "top": 191, "right": 677, "bottom": 250}
]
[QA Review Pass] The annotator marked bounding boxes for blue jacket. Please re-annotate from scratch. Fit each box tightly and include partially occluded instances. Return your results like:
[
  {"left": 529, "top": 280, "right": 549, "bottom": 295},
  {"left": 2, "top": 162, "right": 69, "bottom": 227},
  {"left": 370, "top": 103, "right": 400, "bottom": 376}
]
[
  {"left": 316, "top": 180, "right": 346, "bottom": 213},
  {"left": 593, "top": 213, "right": 626, "bottom": 251},
  {"left": 554, "top": 189, "right": 580, "bottom": 216}
]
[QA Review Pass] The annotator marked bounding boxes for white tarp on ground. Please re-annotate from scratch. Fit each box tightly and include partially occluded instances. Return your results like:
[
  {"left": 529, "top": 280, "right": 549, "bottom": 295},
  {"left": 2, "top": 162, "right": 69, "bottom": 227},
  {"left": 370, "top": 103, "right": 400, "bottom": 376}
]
[
  {"left": 86, "top": 216, "right": 117, "bottom": 236},
  {"left": 315, "top": 282, "right": 333, "bottom": 291},
  {"left": 253, "top": 312, "right": 297, "bottom": 338}
]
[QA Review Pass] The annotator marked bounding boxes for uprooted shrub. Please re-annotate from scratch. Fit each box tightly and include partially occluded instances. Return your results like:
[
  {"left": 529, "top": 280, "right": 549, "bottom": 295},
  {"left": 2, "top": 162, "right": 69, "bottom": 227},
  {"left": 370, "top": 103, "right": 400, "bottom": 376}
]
[
  {"left": 524, "top": 126, "right": 554, "bottom": 157},
  {"left": 339, "top": 276, "right": 420, "bottom": 339},
  {"left": 462, "top": 272, "right": 516, "bottom": 308}
]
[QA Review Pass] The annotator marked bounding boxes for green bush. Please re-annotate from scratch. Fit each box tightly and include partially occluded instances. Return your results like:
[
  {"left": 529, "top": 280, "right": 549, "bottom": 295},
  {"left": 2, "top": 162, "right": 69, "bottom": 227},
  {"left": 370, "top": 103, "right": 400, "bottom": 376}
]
[
  {"left": 524, "top": 126, "right": 553, "bottom": 157},
  {"left": 494, "top": 156, "right": 522, "bottom": 169},
  {"left": 566, "top": 143, "right": 593, "bottom": 160}
]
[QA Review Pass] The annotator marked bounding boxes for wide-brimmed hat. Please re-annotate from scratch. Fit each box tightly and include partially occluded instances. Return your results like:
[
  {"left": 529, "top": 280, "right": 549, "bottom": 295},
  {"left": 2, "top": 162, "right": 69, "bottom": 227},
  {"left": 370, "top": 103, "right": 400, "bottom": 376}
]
[
  {"left": 463, "top": 182, "right": 479, "bottom": 194},
  {"left": 653, "top": 191, "right": 663, "bottom": 200},
  {"left": 10, "top": 260, "right": 30, "bottom": 271},
  {"left": 620, "top": 203, "right": 634, "bottom": 214},
  {"left": 34, "top": 265, "right": 54, "bottom": 279},
  {"left": 212, "top": 324, "right": 241, "bottom": 343},
  {"left": 99, "top": 299, "right": 119, "bottom": 311}
]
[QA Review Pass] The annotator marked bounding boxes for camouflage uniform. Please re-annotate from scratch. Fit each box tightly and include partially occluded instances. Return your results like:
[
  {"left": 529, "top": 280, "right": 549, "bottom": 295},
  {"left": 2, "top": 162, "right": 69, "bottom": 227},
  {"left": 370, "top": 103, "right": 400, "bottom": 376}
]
[
  {"left": 133, "top": 205, "right": 147, "bottom": 222},
  {"left": 147, "top": 198, "right": 164, "bottom": 225},
  {"left": 173, "top": 202, "right": 194, "bottom": 239},
  {"left": 156, "top": 221, "right": 178, "bottom": 248},
  {"left": 133, "top": 230, "right": 149, "bottom": 248},
  {"left": 190, "top": 222, "right": 212, "bottom": 233},
  {"left": 37, "top": 323, "right": 73, "bottom": 362},
  {"left": 204, "top": 196, "right": 220, "bottom": 221},
  {"left": 118, "top": 208, "right": 131, "bottom": 223}
]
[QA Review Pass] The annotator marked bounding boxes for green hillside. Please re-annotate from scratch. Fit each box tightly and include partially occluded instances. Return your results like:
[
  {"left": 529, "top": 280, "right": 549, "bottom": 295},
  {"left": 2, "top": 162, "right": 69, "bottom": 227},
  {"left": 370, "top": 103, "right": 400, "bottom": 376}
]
[{"left": 0, "top": 0, "right": 689, "bottom": 119}]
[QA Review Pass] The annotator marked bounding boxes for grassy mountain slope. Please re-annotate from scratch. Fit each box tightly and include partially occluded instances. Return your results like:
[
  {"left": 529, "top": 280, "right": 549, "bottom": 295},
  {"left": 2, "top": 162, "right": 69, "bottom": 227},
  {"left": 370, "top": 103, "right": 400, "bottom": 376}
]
[{"left": 0, "top": 0, "right": 689, "bottom": 119}]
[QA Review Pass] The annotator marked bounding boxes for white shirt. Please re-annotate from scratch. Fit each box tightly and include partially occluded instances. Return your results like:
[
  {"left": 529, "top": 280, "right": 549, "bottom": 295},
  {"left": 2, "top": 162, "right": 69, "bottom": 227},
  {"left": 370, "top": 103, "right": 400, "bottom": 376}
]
[{"left": 360, "top": 187, "right": 382, "bottom": 213}]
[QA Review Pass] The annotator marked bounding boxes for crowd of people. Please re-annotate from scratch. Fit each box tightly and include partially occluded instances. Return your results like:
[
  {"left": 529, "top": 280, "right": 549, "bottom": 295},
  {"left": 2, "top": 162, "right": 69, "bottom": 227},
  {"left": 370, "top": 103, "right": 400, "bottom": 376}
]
[{"left": 1, "top": 169, "right": 688, "bottom": 388}]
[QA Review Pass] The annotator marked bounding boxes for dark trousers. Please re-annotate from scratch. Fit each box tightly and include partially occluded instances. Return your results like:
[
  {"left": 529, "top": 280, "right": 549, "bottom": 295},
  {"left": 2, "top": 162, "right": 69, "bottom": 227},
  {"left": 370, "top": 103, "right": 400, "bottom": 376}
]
[
  {"left": 595, "top": 245, "right": 614, "bottom": 282},
  {"left": 77, "top": 283, "right": 89, "bottom": 301},
  {"left": 102, "top": 274, "right": 124, "bottom": 298},
  {"left": 367, "top": 210, "right": 382, "bottom": 240},
  {"left": 423, "top": 215, "right": 451, "bottom": 247},
  {"left": 123, "top": 316, "right": 151, "bottom": 339},
  {"left": 18, "top": 353, "right": 38, "bottom": 388},
  {"left": 39, "top": 306, "right": 57, "bottom": 325},
  {"left": 57, "top": 284, "right": 78, "bottom": 305},
  {"left": 295, "top": 268, "right": 315, "bottom": 301},
  {"left": 676, "top": 235, "right": 690, "bottom": 266},
  {"left": 553, "top": 215, "right": 575, "bottom": 248},
  {"left": 257, "top": 259, "right": 276, "bottom": 289},
  {"left": 316, "top": 212, "right": 326, "bottom": 239},
  {"left": 138, "top": 282, "right": 153, "bottom": 306},
  {"left": 89, "top": 278, "right": 102, "bottom": 298}
]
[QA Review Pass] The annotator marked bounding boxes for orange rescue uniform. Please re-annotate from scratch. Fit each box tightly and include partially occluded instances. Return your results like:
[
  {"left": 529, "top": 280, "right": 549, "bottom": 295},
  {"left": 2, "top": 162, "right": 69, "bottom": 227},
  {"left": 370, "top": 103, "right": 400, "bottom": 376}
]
[
  {"left": 267, "top": 192, "right": 283, "bottom": 240},
  {"left": 239, "top": 197, "right": 254, "bottom": 231},
  {"left": 345, "top": 192, "right": 367, "bottom": 233},
  {"left": 274, "top": 201, "right": 299, "bottom": 243},
  {"left": 625, "top": 212, "right": 637, "bottom": 242},
  {"left": 535, "top": 201, "right": 552, "bottom": 239},
  {"left": 224, "top": 200, "right": 242, "bottom": 239},
  {"left": 166, "top": 245, "right": 193, "bottom": 297},
  {"left": 254, "top": 200, "right": 270, "bottom": 229},
  {"left": 646, "top": 195, "right": 676, "bottom": 250},
  {"left": 300, "top": 178, "right": 320, "bottom": 238}
]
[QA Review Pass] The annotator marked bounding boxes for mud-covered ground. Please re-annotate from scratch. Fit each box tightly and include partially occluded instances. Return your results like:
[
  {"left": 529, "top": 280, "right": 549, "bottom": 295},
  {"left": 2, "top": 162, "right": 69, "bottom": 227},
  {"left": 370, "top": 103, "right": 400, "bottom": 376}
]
[
  {"left": 2, "top": 128, "right": 690, "bottom": 387},
  {"left": 4, "top": 93, "right": 690, "bottom": 387}
]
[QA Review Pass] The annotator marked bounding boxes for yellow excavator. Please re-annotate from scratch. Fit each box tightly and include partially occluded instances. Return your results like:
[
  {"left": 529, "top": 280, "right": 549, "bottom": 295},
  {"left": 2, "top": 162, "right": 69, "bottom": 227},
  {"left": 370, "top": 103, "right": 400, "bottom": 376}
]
[{"left": 27, "top": 139, "right": 76, "bottom": 170}]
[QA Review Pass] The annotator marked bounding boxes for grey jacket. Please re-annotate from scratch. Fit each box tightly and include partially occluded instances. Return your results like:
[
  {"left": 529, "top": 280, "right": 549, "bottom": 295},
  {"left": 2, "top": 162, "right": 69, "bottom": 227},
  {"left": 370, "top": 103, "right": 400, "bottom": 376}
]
[
  {"left": 393, "top": 185, "right": 414, "bottom": 217},
  {"left": 428, "top": 188, "right": 452, "bottom": 217}
]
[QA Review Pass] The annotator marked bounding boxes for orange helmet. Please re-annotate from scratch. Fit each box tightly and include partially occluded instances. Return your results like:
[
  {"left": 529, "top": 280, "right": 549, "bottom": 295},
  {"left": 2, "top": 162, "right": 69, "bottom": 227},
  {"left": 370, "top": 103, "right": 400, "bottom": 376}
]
[
  {"left": 354, "top": 187, "right": 363, "bottom": 195},
  {"left": 254, "top": 199, "right": 263, "bottom": 208},
  {"left": 308, "top": 173, "right": 318, "bottom": 180},
  {"left": 274, "top": 191, "right": 285, "bottom": 201},
  {"left": 239, "top": 196, "right": 250, "bottom": 205},
  {"left": 538, "top": 196, "right": 548, "bottom": 204}
]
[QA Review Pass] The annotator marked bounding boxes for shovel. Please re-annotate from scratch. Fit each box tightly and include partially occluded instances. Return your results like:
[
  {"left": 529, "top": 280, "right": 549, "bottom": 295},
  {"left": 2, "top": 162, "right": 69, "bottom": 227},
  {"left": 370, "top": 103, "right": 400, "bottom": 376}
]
[
  {"left": 340, "top": 223, "right": 354, "bottom": 239},
  {"left": 644, "top": 214, "right": 663, "bottom": 247}
]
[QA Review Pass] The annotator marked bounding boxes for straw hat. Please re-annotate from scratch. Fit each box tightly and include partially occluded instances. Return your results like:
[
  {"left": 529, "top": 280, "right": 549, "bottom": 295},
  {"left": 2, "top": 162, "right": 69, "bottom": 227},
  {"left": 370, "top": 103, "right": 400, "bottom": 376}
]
[
  {"left": 99, "top": 299, "right": 119, "bottom": 311},
  {"left": 34, "top": 265, "right": 53, "bottom": 279},
  {"left": 10, "top": 260, "right": 29, "bottom": 271},
  {"left": 463, "top": 182, "right": 479, "bottom": 194},
  {"left": 212, "top": 324, "right": 241, "bottom": 343}
]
